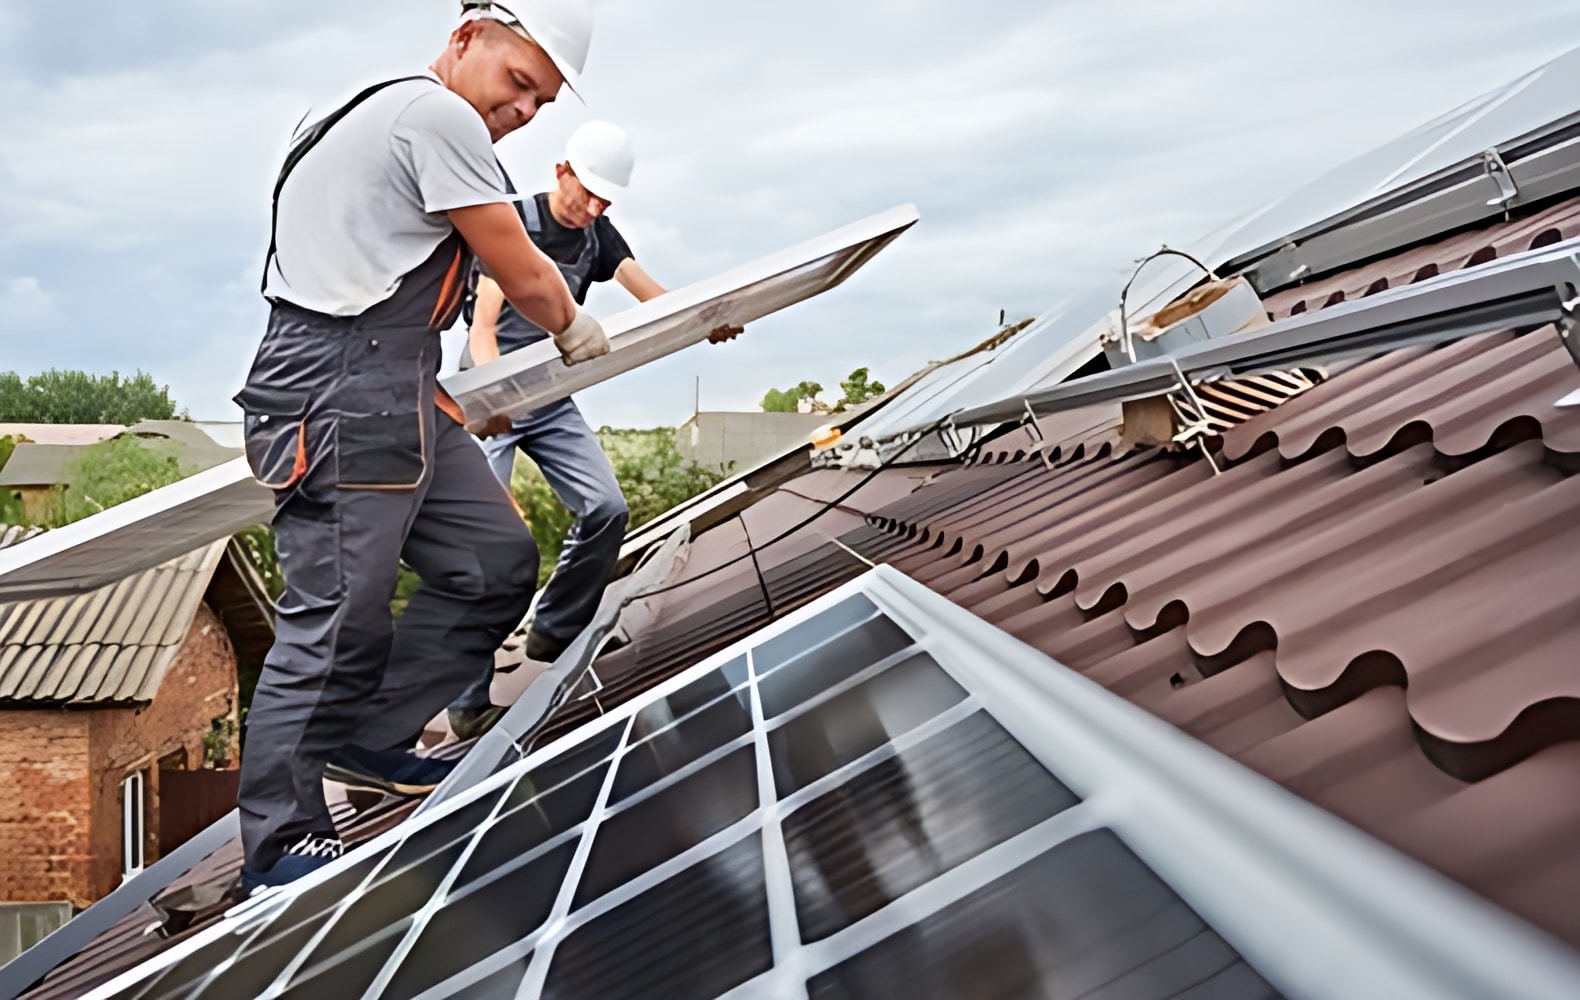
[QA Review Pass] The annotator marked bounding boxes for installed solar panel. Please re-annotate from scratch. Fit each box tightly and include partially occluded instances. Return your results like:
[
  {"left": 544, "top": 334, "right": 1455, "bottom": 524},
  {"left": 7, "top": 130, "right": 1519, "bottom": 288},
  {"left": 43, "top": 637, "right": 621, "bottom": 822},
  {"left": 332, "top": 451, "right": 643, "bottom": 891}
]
[
  {"left": 81, "top": 567, "right": 1580, "bottom": 999},
  {"left": 0, "top": 208, "right": 916, "bottom": 603},
  {"left": 84, "top": 583, "right": 1281, "bottom": 1000}
]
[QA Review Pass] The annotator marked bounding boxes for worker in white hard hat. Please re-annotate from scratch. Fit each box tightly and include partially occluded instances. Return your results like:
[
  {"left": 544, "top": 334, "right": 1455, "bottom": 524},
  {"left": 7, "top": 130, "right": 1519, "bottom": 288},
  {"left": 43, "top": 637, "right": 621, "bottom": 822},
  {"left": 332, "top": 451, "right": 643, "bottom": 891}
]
[
  {"left": 446, "top": 120, "right": 743, "bottom": 740},
  {"left": 232, "top": 0, "right": 602, "bottom": 893}
]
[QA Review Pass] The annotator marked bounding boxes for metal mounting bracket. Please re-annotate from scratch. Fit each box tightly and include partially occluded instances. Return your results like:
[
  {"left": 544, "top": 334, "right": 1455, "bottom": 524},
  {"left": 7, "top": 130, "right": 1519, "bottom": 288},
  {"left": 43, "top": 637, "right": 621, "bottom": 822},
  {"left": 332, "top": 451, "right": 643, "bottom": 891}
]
[{"left": 1482, "top": 148, "right": 1520, "bottom": 213}]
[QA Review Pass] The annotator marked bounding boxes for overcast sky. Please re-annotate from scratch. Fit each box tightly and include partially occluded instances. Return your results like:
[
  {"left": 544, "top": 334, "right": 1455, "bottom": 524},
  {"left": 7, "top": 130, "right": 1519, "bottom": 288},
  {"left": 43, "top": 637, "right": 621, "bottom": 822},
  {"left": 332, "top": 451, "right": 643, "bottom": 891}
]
[{"left": 2, "top": 1, "right": 1578, "bottom": 428}]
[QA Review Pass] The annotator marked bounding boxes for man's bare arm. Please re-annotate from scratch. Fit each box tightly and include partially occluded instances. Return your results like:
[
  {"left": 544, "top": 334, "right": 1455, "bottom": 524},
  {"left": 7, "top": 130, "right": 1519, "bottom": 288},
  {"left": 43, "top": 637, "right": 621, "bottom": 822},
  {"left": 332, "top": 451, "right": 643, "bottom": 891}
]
[
  {"left": 613, "top": 257, "right": 743, "bottom": 344},
  {"left": 449, "top": 202, "right": 577, "bottom": 335},
  {"left": 614, "top": 257, "right": 666, "bottom": 302},
  {"left": 468, "top": 276, "right": 506, "bottom": 366}
]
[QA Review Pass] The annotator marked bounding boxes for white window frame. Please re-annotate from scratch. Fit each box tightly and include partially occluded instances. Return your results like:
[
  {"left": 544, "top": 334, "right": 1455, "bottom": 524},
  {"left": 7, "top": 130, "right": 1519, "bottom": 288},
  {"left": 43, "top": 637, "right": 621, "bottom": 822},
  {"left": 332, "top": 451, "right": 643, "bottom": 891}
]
[{"left": 120, "top": 771, "right": 146, "bottom": 879}]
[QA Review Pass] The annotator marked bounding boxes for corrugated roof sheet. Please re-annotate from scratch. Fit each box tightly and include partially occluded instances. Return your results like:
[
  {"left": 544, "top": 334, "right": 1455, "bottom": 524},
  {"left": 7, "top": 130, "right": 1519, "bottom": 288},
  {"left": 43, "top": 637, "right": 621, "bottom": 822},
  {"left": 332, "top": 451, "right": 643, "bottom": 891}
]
[{"left": 0, "top": 539, "right": 229, "bottom": 705}]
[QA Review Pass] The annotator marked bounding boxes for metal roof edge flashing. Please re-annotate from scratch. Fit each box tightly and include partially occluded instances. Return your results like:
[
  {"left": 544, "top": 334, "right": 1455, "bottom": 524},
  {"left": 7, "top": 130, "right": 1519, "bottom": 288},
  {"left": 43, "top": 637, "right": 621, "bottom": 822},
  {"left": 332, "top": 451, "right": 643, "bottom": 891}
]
[
  {"left": 857, "top": 566, "right": 1580, "bottom": 1000},
  {"left": 951, "top": 240, "right": 1580, "bottom": 429}
]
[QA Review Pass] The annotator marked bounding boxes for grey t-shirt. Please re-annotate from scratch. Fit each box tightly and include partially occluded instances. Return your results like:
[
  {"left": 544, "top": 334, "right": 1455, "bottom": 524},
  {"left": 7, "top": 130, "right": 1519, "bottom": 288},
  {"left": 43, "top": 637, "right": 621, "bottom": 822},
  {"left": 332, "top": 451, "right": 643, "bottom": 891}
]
[{"left": 263, "top": 75, "right": 511, "bottom": 316}]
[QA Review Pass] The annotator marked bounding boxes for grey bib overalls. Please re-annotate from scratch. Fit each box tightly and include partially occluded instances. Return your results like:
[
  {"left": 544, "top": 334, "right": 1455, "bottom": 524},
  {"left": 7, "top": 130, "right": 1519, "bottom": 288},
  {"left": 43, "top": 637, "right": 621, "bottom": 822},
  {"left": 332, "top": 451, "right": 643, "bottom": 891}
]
[{"left": 234, "top": 78, "right": 540, "bottom": 875}]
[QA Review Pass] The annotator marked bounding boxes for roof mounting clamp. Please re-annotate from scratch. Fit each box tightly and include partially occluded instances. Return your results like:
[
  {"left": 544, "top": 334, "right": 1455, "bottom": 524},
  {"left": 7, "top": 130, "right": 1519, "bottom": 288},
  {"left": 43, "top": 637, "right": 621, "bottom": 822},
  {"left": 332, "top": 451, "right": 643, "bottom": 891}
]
[
  {"left": 1481, "top": 148, "right": 1520, "bottom": 214},
  {"left": 939, "top": 415, "right": 966, "bottom": 458},
  {"left": 1557, "top": 293, "right": 1580, "bottom": 408}
]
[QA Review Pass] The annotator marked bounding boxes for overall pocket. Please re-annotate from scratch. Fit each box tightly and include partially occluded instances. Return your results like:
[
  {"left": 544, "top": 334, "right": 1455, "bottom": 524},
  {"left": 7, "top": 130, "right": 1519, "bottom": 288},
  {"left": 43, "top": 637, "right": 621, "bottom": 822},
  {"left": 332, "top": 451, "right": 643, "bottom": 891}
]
[
  {"left": 335, "top": 410, "right": 426, "bottom": 489},
  {"left": 235, "top": 385, "right": 312, "bottom": 490}
]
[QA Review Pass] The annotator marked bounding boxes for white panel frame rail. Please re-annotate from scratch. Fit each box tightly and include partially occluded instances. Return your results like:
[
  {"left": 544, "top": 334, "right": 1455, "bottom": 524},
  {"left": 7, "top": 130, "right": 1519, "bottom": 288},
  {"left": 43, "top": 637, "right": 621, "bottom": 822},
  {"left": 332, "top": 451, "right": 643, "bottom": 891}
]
[
  {"left": 949, "top": 239, "right": 1580, "bottom": 431},
  {"left": 78, "top": 565, "right": 1580, "bottom": 1000},
  {"left": 0, "top": 207, "right": 917, "bottom": 603},
  {"left": 443, "top": 204, "right": 919, "bottom": 424},
  {"left": 0, "top": 458, "right": 271, "bottom": 601}
]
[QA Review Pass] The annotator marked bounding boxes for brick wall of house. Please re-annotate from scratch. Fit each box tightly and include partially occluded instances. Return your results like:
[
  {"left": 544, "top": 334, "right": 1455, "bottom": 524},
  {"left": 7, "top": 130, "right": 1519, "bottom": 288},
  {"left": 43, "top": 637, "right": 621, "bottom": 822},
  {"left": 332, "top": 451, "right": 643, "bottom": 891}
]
[
  {"left": 0, "top": 601, "right": 242, "bottom": 907},
  {"left": 0, "top": 712, "right": 92, "bottom": 904},
  {"left": 86, "top": 602, "right": 240, "bottom": 901}
]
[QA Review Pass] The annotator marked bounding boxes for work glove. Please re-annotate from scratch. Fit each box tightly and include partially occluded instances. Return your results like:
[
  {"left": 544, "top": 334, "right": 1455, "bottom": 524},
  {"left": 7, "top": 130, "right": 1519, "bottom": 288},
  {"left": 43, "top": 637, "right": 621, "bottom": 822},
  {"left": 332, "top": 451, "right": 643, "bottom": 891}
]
[{"left": 555, "top": 309, "right": 610, "bottom": 366}]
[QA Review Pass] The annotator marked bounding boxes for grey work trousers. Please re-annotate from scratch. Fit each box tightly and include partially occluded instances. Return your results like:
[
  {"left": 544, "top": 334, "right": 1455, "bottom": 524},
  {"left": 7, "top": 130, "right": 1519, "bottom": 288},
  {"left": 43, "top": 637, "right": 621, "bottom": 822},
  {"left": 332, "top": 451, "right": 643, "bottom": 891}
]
[
  {"left": 239, "top": 417, "right": 538, "bottom": 871},
  {"left": 452, "top": 396, "right": 627, "bottom": 711}
]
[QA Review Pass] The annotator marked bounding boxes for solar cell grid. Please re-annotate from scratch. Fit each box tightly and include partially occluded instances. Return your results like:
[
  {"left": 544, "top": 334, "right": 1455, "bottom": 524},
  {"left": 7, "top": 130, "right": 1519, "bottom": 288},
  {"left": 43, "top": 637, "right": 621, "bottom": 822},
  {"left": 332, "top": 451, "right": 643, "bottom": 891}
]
[{"left": 85, "top": 584, "right": 1286, "bottom": 1000}]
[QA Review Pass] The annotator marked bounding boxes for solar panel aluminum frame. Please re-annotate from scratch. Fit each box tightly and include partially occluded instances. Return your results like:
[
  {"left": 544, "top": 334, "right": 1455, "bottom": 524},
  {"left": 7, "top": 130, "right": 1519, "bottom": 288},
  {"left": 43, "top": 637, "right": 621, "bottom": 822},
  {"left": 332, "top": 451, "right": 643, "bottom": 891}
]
[
  {"left": 79, "top": 566, "right": 1580, "bottom": 1000},
  {"left": 948, "top": 239, "right": 1580, "bottom": 430},
  {"left": 441, "top": 204, "right": 919, "bottom": 425},
  {"left": 0, "top": 458, "right": 271, "bottom": 601}
]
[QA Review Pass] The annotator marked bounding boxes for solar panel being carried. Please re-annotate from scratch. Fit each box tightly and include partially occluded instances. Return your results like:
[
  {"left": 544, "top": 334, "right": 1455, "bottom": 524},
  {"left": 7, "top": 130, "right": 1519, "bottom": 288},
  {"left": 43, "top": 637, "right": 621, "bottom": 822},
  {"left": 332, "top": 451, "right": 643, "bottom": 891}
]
[
  {"left": 79, "top": 567, "right": 1580, "bottom": 1000},
  {"left": 0, "top": 206, "right": 917, "bottom": 604}
]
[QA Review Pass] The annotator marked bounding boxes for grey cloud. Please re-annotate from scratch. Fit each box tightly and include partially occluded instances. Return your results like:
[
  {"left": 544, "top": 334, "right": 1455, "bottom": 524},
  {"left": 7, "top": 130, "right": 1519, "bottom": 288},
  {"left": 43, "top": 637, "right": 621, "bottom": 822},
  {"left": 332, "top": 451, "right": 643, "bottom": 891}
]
[{"left": 3, "top": 0, "right": 1579, "bottom": 428}]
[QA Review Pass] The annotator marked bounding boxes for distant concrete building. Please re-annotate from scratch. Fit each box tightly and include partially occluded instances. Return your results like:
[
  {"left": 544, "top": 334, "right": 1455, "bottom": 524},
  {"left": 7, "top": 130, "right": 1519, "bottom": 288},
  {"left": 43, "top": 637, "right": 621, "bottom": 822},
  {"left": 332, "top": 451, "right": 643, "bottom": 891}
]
[{"left": 675, "top": 411, "right": 829, "bottom": 473}]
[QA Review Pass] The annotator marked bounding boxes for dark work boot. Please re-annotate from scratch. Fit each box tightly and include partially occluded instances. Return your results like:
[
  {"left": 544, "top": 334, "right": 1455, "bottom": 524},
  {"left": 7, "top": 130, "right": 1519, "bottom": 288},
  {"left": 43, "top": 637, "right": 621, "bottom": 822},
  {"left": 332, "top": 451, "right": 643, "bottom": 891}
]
[
  {"left": 524, "top": 629, "right": 569, "bottom": 663},
  {"left": 324, "top": 745, "right": 456, "bottom": 796},
  {"left": 239, "top": 834, "right": 344, "bottom": 895},
  {"left": 448, "top": 704, "right": 508, "bottom": 742}
]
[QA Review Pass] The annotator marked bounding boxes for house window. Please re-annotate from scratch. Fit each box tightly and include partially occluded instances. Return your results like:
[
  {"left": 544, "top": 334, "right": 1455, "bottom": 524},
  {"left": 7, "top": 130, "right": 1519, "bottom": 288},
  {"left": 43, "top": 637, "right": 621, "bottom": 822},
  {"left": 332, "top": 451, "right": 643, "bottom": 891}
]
[{"left": 121, "top": 771, "right": 146, "bottom": 879}]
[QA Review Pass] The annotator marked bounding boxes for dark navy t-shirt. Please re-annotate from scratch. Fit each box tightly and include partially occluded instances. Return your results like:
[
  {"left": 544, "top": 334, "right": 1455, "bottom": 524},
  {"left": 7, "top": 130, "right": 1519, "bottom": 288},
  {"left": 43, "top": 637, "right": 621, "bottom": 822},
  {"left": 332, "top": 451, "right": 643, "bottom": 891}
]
[{"left": 526, "top": 193, "right": 633, "bottom": 305}]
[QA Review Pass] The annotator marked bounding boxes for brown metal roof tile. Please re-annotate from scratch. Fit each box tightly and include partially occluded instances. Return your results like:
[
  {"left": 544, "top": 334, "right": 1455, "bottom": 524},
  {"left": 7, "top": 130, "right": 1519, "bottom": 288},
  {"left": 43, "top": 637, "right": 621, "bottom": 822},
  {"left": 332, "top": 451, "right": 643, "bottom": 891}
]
[{"left": 1223, "top": 331, "right": 1580, "bottom": 462}]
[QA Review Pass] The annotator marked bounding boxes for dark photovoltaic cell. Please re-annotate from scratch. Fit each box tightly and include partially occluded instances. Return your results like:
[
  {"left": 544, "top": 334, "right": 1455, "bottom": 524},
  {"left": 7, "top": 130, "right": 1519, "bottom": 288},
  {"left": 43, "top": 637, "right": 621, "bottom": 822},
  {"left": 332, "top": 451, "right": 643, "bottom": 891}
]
[
  {"left": 782, "top": 709, "right": 1079, "bottom": 942},
  {"left": 453, "top": 759, "right": 607, "bottom": 891},
  {"left": 757, "top": 614, "right": 914, "bottom": 716},
  {"left": 382, "top": 841, "right": 576, "bottom": 999},
  {"left": 89, "top": 591, "right": 1280, "bottom": 1000},
  {"left": 613, "top": 674, "right": 753, "bottom": 803},
  {"left": 750, "top": 593, "right": 881, "bottom": 673},
  {"left": 768, "top": 652, "right": 967, "bottom": 797},
  {"left": 542, "top": 835, "right": 772, "bottom": 1000},
  {"left": 807, "top": 830, "right": 1283, "bottom": 1000},
  {"left": 573, "top": 745, "right": 758, "bottom": 909}
]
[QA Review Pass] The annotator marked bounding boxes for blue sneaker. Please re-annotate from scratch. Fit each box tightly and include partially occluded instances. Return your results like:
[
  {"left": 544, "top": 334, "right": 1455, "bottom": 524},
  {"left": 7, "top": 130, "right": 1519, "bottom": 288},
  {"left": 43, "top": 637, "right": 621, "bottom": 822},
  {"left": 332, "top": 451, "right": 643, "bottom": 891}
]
[
  {"left": 323, "top": 745, "right": 456, "bottom": 796},
  {"left": 240, "top": 834, "right": 343, "bottom": 895}
]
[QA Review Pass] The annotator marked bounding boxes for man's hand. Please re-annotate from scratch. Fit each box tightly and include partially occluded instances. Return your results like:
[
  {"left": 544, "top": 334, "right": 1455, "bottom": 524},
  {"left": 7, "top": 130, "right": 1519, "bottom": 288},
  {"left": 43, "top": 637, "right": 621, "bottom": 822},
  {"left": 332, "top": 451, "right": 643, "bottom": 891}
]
[
  {"left": 708, "top": 324, "right": 745, "bottom": 345},
  {"left": 556, "top": 309, "right": 611, "bottom": 366},
  {"left": 468, "top": 413, "right": 514, "bottom": 439}
]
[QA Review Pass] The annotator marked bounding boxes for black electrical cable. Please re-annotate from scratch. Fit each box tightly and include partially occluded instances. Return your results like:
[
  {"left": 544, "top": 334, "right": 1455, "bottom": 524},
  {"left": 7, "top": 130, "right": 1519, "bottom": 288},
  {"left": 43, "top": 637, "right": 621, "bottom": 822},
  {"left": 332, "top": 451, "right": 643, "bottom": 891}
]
[{"left": 633, "top": 413, "right": 960, "bottom": 599}]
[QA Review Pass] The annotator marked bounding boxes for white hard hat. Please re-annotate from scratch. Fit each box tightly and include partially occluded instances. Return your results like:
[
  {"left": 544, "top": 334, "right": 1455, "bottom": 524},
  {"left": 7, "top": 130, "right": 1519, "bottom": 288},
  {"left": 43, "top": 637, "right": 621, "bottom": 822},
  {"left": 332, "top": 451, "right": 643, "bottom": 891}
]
[
  {"left": 565, "top": 121, "right": 635, "bottom": 202},
  {"left": 459, "top": 0, "right": 595, "bottom": 99}
]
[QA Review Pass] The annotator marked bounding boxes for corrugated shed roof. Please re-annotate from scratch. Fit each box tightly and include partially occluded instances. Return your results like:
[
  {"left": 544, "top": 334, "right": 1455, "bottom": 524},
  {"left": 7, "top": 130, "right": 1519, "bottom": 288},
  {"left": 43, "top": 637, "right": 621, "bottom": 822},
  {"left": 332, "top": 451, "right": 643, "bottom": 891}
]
[
  {"left": 0, "top": 539, "right": 230, "bottom": 705},
  {"left": 0, "top": 444, "right": 79, "bottom": 488},
  {"left": 0, "top": 525, "right": 45, "bottom": 550}
]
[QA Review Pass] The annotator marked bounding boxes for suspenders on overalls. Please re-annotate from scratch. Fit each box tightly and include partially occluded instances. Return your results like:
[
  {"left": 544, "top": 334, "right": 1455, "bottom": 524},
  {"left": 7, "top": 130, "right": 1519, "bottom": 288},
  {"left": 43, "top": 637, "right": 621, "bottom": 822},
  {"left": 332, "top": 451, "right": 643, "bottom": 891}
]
[{"left": 236, "top": 77, "right": 473, "bottom": 493}]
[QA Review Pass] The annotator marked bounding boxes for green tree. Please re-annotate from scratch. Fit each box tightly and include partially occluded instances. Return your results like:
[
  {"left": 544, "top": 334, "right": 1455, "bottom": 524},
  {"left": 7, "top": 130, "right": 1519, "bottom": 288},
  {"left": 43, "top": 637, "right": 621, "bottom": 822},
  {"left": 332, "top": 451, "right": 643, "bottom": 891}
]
[
  {"left": 835, "top": 367, "right": 885, "bottom": 411},
  {"left": 47, "top": 437, "right": 188, "bottom": 527},
  {"left": 0, "top": 435, "right": 21, "bottom": 524},
  {"left": 510, "top": 427, "right": 730, "bottom": 589},
  {"left": 237, "top": 526, "right": 284, "bottom": 600},
  {"left": 760, "top": 380, "right": 825, "bottom": 413},
  {"left": 0, "top": 369, "right": 183, "bottom": 424}
]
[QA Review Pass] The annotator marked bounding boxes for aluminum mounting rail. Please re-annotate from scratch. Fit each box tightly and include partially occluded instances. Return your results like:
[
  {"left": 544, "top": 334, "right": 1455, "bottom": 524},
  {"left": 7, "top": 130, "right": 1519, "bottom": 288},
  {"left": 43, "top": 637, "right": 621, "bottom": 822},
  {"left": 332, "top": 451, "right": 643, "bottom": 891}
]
[{"left": 951, "top": 239, "right": 1580, "bottom": 429}]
